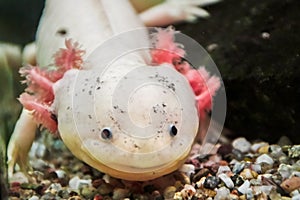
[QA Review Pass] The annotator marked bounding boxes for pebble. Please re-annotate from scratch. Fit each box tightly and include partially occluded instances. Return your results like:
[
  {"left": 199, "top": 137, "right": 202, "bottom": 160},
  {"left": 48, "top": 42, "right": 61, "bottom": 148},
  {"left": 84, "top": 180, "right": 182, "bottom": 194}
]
[
  {"left": 278, "top": 164, "right": 292, "bottom": 179},
  {"left": 232, "top": 137, "right": 251, "bottom": 153},
  {"left": 258, "top": 145, "right": 270, "bottom": 154},
  {"left": 269, "top": 144, "right": 284, "bottom": 157},
  {"left": 253, "top": 185, "right": 274, "bottom": 195},
  {"left": 203, "top": 176, "right": 219, "bottom": 189},
  {"left": 237, "top": 180, "right": 250, "bottom": 194},
  {"left": 218, "top": 173, "right": 234, "bottom": 189},
  {"left": 217, "top": 165, "right": 232, "bottom": 176},
  {"left": 179, "top": 164, "right": 195, "bottom": 178},
  {"left": 251, "top": 142, "right": 269, "bottom": 152},
  {"left": 232, "top": 162, "right": 245, "bottom": 174},
  {"left": 69, "top": 176, "right": 92, "bottom": 190},
  {"left": 240, "top": 168, "right": 257, "bottom": 179},
  {"left": 180, "top": 184, "right": 196, "bottom": 199},
  {"left": 112, "top": 188, "right": 130, "bottom": 200},
  {"left": 288, "top": 145, "right": 300, "bottom": 158},
  {"left": 9, "top": 172, "right": 28, "bottom": 184},
  {"left": 214, "top": 187, "right": 230, "bottom": 200},
  {"left": 163, "top": 186, "right": 177, "bottom": 199},
  {"left": 280, "top": 176, "right": 300, "bottom": 193},
  {"left": 28, "top": 195, "right": 39, "bottom": 200},
  {"left": 231, "top": 174, "right": 244, "bottom": 186},
  {"left": 192, "top": 168, "right": 210, "bottom": 182},
  {"left": 256, "top": 154, "right": 274, "bottom": 165}
]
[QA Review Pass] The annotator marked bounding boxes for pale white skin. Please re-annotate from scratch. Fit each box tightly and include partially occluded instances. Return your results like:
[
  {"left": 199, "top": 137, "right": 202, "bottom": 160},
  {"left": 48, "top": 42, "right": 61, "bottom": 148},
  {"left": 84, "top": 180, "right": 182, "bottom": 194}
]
[{"left": 7, "top": 0, "right": 220, "bottom": 181}]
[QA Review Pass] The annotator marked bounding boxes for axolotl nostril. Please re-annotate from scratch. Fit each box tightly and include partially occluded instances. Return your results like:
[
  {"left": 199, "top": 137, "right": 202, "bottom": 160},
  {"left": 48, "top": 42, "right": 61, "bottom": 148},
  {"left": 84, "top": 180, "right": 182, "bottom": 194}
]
[{"left": 7, "top": 0, "right": 221, "bottom": 181}]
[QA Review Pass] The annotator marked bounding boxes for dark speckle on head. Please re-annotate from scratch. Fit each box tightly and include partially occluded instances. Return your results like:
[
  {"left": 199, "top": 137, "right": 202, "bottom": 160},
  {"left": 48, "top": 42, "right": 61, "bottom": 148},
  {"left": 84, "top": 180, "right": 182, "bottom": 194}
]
[{"left": 56, "top": 28, "right": 68, "bottom": 36}]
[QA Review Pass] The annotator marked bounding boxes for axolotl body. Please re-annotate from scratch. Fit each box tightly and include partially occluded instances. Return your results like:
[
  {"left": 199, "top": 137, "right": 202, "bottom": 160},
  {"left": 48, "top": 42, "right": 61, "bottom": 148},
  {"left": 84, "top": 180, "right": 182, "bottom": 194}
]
[{"left": 7, "top": 0, "right": 221, "bottom": 181}]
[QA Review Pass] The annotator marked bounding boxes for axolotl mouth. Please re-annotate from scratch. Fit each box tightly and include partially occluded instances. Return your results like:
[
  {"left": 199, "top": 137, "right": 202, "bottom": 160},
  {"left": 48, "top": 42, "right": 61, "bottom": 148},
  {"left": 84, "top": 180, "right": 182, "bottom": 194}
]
[{"left": 18, "top": 28, "right": 220, "bottom": 180}]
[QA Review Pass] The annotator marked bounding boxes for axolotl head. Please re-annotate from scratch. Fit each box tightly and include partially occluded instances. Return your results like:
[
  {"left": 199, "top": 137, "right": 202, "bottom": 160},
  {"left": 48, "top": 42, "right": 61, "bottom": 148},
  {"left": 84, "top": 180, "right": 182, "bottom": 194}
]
[{"left": 52, "top": 45, "right": 199, "bottom": 181}]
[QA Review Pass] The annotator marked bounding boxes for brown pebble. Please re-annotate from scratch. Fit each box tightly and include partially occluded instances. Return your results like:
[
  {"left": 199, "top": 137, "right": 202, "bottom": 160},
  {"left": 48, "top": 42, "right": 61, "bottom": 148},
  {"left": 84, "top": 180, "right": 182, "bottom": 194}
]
[
  {"left": 192, "top": 168, "right": 210, "bottom": 182},
  {"left": 280, "top": 176, "right": 300, "bottom": 192},
  {"left": 68, "top": 196, "right": 82, "bottom": 200},
  {"left": 163, "top": 186, "right": 177, "bottom": 199},
  {"left": 258, "top": 145, "right": 270, "bottom": 154},
  {"left": 92, "top": 179, "right": 104, "bottom": 188}
]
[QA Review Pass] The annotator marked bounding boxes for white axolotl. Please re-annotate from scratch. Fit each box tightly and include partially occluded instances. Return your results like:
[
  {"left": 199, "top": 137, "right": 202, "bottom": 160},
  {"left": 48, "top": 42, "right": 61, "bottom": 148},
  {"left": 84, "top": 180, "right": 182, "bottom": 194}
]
[{"left": 7, "top": 0, "right": 221, "bottom": 181}]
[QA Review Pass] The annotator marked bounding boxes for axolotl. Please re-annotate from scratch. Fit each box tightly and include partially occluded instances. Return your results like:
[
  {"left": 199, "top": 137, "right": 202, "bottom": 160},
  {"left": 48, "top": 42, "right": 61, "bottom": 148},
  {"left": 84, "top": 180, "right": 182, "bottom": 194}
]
[{"left": 7, "top": 0, "right": 221, "bottom": 181}]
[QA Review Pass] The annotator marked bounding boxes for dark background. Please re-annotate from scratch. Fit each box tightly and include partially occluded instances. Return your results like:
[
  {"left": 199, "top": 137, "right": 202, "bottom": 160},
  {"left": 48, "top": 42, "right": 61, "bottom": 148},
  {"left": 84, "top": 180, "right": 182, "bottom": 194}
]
[{"left": 0, "top": 0, "right": 299, "bottom": 143}]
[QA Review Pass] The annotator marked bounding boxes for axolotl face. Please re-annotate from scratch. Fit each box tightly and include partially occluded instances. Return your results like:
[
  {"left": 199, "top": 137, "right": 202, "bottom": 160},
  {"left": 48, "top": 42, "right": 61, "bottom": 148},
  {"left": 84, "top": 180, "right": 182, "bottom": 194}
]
[{"left": 53, "top": 50, "right": 199, "bottom": 181}]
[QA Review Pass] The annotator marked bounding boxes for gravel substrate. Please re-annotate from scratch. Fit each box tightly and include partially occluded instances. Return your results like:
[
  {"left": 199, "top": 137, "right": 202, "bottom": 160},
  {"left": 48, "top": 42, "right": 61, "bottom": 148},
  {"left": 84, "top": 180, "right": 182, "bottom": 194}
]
[{"left": 8, "top": 135, "right": 300, "bottom": 200}]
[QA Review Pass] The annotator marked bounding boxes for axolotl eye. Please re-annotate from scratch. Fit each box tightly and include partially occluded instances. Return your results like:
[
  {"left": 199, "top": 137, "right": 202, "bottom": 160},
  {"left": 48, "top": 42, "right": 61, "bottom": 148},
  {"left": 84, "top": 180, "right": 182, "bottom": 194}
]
[
  {"left": 169, "top": 124, "right": 178, "bottom": 137},
  {"left": 100, "top": 127, "right": 112, "bottom": 140}
]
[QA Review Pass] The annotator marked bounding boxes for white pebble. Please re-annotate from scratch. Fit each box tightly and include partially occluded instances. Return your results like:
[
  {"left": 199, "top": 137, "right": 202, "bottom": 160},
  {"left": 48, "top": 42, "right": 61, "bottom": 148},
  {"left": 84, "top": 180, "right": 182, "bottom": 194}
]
[
  {"left": 9, "top": 172, "right": 28, "bottom": 183},
  {"left": 217, "top": 166, "right": 232, "bottom": 175},
  {"left": 238, "top": 180, "right": 251, "bottom": 194},
  {"left": 69, "top": 176, "right": 92, "bottom": 190},
  {"left": 55, "top": 169, "right": 66, "bottom": 179},
  {"left": 292, "top": 194, "right": 300, "bottom": 200},
  {"left": 278, "top": 164, "right": 292, "bottom": 179},
  {"left": 214, "top": 187, "right": 230, "bottom": 200},
  {"left": 251, "top": 142, "right": 268, "bottom": 152},
  {"left": 256, "top": 154, "right": 274, "bottom": 165},
  {"left": 28, "top": 195, "right": 39, "bottom": 200},
  {"left": 218, "top": 173, "right": 234, "bottom": 189},
  {"left": 179, "top": 164, "right": 195, "bottom": 177},
  {"left": 253, "top": 185, "right": 274, "bottom": 195},
  {"left": 232, "top": 137, "right": 251, "bottom": 153}
]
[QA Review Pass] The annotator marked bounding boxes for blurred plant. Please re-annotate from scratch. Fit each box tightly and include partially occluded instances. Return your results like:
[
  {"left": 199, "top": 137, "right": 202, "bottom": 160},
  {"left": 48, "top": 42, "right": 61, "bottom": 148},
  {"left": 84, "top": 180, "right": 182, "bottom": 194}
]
[{"left": 0, "top": 43, "right": 23, "bottom": 199}]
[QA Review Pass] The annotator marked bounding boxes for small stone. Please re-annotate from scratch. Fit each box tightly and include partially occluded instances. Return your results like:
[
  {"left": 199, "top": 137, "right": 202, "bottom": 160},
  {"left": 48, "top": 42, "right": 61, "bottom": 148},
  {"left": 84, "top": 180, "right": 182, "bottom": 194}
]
[
  {"left": 69, "top": 176, "right": 92, "bottom": 190},
  {"left": 232, "top": 137, "right": 251, "bottom": 153},
  {"left": 80, "top": 185, "right": 97, "bottom": 199},
  {"left": 163, "top": 186, "right": 177, "bottom": 199},
  {"left": 231, "top": 174, "right": 244, "bottom": 186},
  {"left": 203, "top": 176, "right": 219, "bottom": 189},
  {"left": 179, "top": 164, "right": 195, "bottom": 178},
  {"left": 251, "top": 163, "right": 262, "bottom": 173},
  {"left": 173, "top": 192, "right": 182, "bottom": 199},
  {"left": 217, "top": 165, "right": 232, "bottom": 176},
  {"left": 218, "top": 173, "right": 234, "bottom": 189},
  {"left": 112, "top": 188, "right": 130, "bottom": 200},
  {"left": 251, "top": 142, "right": 268, "bottom": 152},
  {"left": 240, "top": 168, "right": 257, "bottom": 179},
  {"left": 280, "top": 176, "right": 300, "bottom": 193},
  {"left": 202, "top": 188, "right": 217, "bottom": 197},
  {"left": 253, "top": 185, "right": 274, "bottom": 195},
  {"left": 192, "top": 168, "right": 210, "bottom": 182},
  {"left": 288, "top": 145, "right": 300, "bottom": 158},
  {"left": 214, "top": 187, "right": 230, "bottom": 200},
  {"left": 28, "top": 195, "right": 39, "bottom": 200},
  {"left": 195, "top": 177, "right": 206, "bottom": 188},
  {"left": 180, "top": 184, "right": 196, "bottom": 199},
  {"left": 277, "top": 136, "right": 293, "bottom": 146},
  {"left": 45, "top": 183, "right": 62, "bottom": 194},
  {"left": 232, "top": 162, "right": 245, "bottom": 174},
  {"left": 292, "top": 195, "right": 300, "bottom": 200},
  {"left": 98, "top": 183, "right": 114, "bottom": 195},
  {"left": 231, "top": 148, "right": 244, "bottom": 161},
  {"left": 258, "top": 145, "right": 270, "bottom": 154},
  {"left": 269, "top": 145, "right": 284, "bottom": 157},
  {"left": 9, "top": 172, "right": 28, "bottom": 184},
  {"left": 256, "top": 154, "right": 274, "bottom": 165},
  {"left": 278, "top": 164, "right": 292, "bottom": 179},
  {"left": 237, "top": 180, "right": 250, "bottom": 194}
]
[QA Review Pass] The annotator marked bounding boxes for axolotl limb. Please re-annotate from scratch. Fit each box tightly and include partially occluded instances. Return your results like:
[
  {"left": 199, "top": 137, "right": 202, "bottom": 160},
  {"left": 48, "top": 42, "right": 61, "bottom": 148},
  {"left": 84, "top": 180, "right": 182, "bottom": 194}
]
[{"left": 7, "top": 0, "right": 221, "bottom": 181}]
